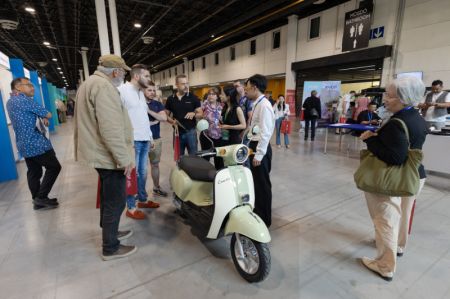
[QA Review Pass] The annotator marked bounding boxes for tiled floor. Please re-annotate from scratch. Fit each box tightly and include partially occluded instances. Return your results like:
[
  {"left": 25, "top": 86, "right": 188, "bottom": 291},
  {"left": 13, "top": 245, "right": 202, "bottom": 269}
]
[{"left": 1, "top": 119, "right": 449, "bottom": 299}]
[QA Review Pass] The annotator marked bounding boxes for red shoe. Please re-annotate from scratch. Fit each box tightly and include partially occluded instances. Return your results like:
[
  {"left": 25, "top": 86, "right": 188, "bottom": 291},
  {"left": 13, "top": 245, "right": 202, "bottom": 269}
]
[
  {"left": 137, "top": 200, "right": 160, "bottom": 209},
  {"left": 126, "top": 209, "right": 146, "bottom": 220}
]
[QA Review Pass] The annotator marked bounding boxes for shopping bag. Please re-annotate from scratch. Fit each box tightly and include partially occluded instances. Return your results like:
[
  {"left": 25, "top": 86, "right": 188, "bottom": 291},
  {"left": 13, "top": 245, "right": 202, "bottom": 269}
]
[
  {"left": 126, "top": 168, "right": 137, "bottom": 196},
  {"left": 96, "top": 176, "right": 101, "bottom": 209},
  {"left": 174, "top": 126, "right": 180, "bottom": 162},
  {"left": 280, "top": 119, "right": 291, "bottom": 134}
]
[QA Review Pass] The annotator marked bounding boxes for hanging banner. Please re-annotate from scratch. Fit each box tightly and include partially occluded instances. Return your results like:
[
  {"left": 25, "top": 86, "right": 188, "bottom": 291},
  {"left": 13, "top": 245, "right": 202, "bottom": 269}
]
[
  {"left": 303, "top": 81, "right": 341, "bottom": 119},
  {"left": 0, "top": 51, "right": 9, "bottom": 69},
  {"left": 342, "top": 5, "right": 373, "bottom": 52},
  {"left": 286, "top": 89, "right": 296, "bottom": 116},
  {"left": 24, "top": 68, "right": 30, "bottom": 79}
]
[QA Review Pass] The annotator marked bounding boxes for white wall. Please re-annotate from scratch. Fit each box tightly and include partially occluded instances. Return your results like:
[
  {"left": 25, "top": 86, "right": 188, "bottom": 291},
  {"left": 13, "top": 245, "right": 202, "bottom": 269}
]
[
  {"left": 296, "top": 0, "right": 398, "bottom": 61},
  {"left": 396, "top": 0, "right": 450, "bottom": 85},
  {"left": 153, "top": 0, "right": 450, "bottom": 89},
  {"left": 153, "top": 25, "right": 288, "bottom": 87}
]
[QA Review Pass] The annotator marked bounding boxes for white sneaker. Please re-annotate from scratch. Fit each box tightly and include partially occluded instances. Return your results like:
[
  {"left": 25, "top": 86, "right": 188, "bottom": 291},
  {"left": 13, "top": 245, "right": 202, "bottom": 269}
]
[
  {"left": 397, "top": 247, "right": 404, "bottom": 257},
  {"left": 360, "top": 257, "right": 393, "bottom": 281}
]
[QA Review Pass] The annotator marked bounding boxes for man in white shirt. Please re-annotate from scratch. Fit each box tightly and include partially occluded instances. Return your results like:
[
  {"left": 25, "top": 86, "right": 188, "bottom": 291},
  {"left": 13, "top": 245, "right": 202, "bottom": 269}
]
[
  {"left": 245, "top": 74, "right": 275, "bottom": 227},
  {"left": 419, "top": 80, "right": 450, "bottom": 130},
  {"left": 118, "top": 64, "right": 159, "bottom": 220}
]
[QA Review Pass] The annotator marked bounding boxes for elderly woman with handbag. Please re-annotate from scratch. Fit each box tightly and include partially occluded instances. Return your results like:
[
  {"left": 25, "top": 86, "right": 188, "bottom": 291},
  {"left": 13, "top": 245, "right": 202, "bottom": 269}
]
[{"left": 356, "top": 77, "right": 428, "bottom": 281}]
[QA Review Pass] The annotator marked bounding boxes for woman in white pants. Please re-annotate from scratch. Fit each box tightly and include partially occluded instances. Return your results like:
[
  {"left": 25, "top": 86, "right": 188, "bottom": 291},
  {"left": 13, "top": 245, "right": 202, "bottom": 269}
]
[{"left": 359, "top": 77, "right": 428, "bottom": 281}]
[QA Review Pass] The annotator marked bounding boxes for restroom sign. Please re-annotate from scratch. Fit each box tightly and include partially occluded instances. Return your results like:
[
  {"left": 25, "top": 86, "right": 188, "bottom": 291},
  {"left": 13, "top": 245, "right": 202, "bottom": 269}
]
[{"left": 342, "top": 5, "right": 373, "bottom": 52}]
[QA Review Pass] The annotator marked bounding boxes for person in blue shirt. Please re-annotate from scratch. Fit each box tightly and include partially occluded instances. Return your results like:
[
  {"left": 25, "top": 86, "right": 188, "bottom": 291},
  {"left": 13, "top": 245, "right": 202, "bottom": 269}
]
[
  {"left": 6, "top": 77, "right": 61, "bottom": 210},
  {"left": 144, "top": 82, "right": 168, "bottom": 197}
]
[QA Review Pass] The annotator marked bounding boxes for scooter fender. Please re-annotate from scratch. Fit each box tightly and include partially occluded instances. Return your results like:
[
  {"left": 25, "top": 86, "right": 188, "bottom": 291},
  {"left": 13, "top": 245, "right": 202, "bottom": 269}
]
[{"left": 224, "top": 205, "right": 271, "bottom": 243}]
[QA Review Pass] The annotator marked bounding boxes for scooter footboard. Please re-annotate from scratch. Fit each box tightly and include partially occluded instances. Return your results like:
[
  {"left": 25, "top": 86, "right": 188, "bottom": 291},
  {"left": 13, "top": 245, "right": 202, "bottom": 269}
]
[{"left": 224, "top": 205, "right": 271, "bottom": 243}]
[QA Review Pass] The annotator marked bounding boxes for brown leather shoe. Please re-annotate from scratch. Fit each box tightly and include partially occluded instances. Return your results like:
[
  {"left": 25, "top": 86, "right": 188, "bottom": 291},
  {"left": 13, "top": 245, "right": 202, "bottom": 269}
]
[
  {"left": 126, "top": 209, "right": 146, "bottom": 220},
  {"left": 137, "top": 200, "right": 160, "bottom": 209}
]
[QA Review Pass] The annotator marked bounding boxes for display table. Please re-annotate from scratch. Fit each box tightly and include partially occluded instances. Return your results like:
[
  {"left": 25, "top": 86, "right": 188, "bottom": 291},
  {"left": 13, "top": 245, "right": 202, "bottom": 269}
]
[
  {"left": 423, "top": 133, "right": 450, "bottom": 175},
  {"left": 324, "top": 123, "right": 378, "bottom": 154}
]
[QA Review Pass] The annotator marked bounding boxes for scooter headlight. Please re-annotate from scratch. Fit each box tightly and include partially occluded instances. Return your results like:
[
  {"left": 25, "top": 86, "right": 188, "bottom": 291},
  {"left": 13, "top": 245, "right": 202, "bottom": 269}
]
[{"left": 234, "top": 145, "right": 249, "bottom": 163}]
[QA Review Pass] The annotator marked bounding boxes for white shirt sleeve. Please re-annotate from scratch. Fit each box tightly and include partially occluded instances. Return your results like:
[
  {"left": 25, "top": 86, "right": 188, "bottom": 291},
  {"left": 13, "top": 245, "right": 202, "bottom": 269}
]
[
  {"left": 255, "top": 104, "right": 275, "bottom": 161},
  {"left": 284, "top": 104, "right": 290, "bottom": 116}
]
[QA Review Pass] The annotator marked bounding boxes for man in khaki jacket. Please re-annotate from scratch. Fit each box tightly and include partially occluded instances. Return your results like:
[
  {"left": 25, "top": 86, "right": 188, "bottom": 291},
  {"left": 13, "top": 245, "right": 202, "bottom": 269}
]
[{"left": 74, "top": 54, "right": 136, "bottom": 260}]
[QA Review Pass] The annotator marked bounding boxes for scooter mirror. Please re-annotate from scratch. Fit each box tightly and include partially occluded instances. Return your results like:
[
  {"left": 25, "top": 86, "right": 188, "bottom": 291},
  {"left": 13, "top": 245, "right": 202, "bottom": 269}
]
[{"left": 196, "top": 119, "right": 209, "bottom": 132}]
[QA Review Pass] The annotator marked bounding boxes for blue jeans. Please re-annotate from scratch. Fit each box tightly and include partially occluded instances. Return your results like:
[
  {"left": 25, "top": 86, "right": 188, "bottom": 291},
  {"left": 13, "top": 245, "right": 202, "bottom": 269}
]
[
  {"left": 179, "top": 129, "right": 197, "bottom": 156},
  {"left": 275, "top": 117, "right": 289, "bottom": 146},
  {"left": 127, "top": 141, "right": 150, "bottom": 209}
]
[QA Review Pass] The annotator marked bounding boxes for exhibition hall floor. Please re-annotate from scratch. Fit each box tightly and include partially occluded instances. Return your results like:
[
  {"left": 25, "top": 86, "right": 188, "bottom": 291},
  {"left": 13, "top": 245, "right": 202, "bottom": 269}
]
[{"left": 1, "top": 119, "right": 449, "bottom": 299}]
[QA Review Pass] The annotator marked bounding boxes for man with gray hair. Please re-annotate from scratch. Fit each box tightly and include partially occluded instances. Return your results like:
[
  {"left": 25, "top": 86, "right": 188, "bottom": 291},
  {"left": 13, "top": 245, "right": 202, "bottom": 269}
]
[{"left": 74, "top": 54, "right": 136, "bottom": 260}]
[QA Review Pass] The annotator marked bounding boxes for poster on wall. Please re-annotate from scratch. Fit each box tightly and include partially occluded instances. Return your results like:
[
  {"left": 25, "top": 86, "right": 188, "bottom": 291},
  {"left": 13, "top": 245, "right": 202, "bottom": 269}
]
[
  {"left": 0, "top": 51, "right": 10, "bottom": 69},
  {"left": 342, "top": 5, "right": 373, "bottom": 52},
  {"left": 303, "top": 81, "right": 341, "bottom": 119}
]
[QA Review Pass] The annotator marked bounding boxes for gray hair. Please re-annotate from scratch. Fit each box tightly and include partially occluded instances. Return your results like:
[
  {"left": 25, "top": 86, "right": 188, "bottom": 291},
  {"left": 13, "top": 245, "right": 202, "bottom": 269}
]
[
  {"left": 390, "top": 76, "right": 425, "bottom": 106},
  {"left": 97, "top": 65, "right": 120, "bottom": 76}
]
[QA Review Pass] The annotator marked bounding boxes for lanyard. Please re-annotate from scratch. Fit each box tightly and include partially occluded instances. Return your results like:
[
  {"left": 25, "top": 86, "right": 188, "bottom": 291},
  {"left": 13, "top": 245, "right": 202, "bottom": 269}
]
[
  {"left": 368, "top": 112, "right": 372, "bottom": 122},
  {"left": 400, "top": 106, "right": 413, "bottom": 112}
]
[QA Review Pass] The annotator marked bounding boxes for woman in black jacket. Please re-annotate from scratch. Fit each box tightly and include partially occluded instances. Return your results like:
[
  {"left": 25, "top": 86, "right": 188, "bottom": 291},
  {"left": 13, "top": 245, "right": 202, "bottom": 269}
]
[
  {"left": 359, "top": 77, "right": 428, "bottom": 281},
  {"left": 302, "top": 90, "right": 322, "bottom": 141}
]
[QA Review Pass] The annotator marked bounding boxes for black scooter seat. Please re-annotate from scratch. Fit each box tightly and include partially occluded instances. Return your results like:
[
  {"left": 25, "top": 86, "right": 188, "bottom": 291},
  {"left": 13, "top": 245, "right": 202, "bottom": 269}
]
[{"left": 178, "top": 156, "right": 216, "bottom": 182}]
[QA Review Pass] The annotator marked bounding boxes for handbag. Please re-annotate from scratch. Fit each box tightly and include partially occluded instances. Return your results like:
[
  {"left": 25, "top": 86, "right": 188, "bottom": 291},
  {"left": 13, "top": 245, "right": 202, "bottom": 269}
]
[
  {"left": 280, "top": 119, "right": 291, "bottom": 134},
  {"left": 354, "top": 118, "right": 422, "bottom": 197},
  {"left": 174, "top": 126, "right": 180, "bottom": 162}
]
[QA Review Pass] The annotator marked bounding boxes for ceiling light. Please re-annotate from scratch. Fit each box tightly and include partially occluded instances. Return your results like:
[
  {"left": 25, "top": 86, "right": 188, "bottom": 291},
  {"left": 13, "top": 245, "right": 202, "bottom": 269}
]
[
  {"left": 338, "top": 65, "right": 376, "bottom": 71},
  {"left": 211, "top": 34, "right": 215, "bottom": 38},
  {"left": 52, "top": 58, "right": 57, "bottom": 62},
  {"left": 57, "top": 67, "right": 61, "bottom": 70},
  {"left": 43, "top": 41, "right": 50, "bottom": 46},
  {"left": 172, "top": 54, "right": 175, "bottom": 57},
  {"left": 134, "top": 23, "right": 142, "bottom": 28},
  {"left": 25, "top": 7, "right": 35, "bottom": 13},
  {"left": 59, "top": 71, "right": 63, "bottom": 74}
]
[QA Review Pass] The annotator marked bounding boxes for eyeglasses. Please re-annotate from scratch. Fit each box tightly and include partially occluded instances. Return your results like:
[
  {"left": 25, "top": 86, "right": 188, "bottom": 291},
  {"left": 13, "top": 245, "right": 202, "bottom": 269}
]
[{"left": 18, "top": 83, "right": 34, "bottom": 88}]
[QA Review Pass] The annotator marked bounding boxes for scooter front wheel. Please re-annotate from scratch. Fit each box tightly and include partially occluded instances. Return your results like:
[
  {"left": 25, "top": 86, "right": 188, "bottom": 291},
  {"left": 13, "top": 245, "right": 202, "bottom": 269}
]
[{"left": 230, "top": 233, "right": 271, "bottom": 283}]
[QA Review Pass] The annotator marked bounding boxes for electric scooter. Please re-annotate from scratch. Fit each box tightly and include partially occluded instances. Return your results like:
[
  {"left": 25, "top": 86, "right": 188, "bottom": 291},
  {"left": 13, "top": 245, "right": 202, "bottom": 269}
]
[{"left": 170, "top": 120, "right": 271, "bottom": 283}]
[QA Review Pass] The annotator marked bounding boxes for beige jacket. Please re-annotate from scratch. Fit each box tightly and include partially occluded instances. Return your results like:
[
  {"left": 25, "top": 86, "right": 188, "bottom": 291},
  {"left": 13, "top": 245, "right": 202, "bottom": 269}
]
[{"left": 74, "top": 71, "right": 134, "bottom": 170}]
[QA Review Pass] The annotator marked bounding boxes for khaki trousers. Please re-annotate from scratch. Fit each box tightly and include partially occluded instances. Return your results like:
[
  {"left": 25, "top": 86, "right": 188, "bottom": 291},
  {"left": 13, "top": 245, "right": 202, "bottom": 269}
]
[{"left": 364, "top": 179, "right": 425, "bottom": 274}]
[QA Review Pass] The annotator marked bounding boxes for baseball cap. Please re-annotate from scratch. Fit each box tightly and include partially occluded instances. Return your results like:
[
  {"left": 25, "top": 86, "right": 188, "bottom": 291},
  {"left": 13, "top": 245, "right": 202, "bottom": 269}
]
[{"left": 98, "top": 54, "right": 131, "bottom": 71}]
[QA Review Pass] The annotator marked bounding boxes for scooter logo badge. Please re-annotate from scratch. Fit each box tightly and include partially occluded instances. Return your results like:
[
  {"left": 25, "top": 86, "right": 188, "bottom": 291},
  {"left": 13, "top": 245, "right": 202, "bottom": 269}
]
[{"left": 218, "top": 177, "right": 231, "bottom": 184}]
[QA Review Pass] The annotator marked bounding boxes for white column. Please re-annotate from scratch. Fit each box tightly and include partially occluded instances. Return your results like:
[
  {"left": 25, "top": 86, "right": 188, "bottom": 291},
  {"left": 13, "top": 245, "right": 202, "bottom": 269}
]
[
  {"left": 108, "top": 0, "right": 121, "bottom": 56},
  {"left": 79, "top": 69, "right": 84, "bottom": 83},
  {"left": 285, "top": 15, "right": 298, "bottom": 95},
  {"left": 183, "top": 57, "right": 189, "bottom": 80},
  {"left": 80, "top": 47, "right": 90, "bottom": 79},
  {"left": 95, "top": 0, "right": 110, "bottom": 55}
]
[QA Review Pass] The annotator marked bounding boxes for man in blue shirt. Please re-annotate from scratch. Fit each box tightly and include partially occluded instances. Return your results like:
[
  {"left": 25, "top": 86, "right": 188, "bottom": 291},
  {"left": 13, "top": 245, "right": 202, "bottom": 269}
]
[
  {"left": 144, "top": 82, "right": 168, "bottom": 197},
  {"left": 6, "top": 77, "right": 61, "bottom": 210}
]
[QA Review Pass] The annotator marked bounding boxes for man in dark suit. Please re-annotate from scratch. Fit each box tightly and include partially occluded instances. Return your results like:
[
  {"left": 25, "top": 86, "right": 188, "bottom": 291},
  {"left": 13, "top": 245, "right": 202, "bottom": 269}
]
[{"left": 302, "top": 90, "right": 322, "bottom": 141}]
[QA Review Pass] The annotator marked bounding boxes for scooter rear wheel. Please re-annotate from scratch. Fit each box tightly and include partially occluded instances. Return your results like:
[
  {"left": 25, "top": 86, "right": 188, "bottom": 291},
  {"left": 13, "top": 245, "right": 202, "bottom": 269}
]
[{"left": 230, "top": 233, "right": 271, "bottom": 283}]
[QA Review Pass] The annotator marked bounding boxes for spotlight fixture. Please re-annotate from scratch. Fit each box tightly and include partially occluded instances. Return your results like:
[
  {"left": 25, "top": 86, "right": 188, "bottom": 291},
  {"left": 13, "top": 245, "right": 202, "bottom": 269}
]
[
  {"left": 134, "top": 23, "right": 142, "bottom": 28},
  {"left": 211, "top": 34, "right": 215, "bottom": 38},
  {"left": 52, "top": 58, "right": 57, "bottom": 62},
  {"left": 57, "top": 67, "right": 61, "bottom": 70},
  {"left": 25, "top": 7, "right": 35, "bottom": 13},
  {"left": 43, "top": 41, "right": 50, "bottom": 46}
]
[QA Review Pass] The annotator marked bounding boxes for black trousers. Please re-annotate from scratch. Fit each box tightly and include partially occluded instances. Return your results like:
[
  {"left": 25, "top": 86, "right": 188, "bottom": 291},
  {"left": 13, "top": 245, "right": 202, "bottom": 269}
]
[
  {"left": 249, "top": 141, "right": 272, "bottom": 228},
  {"left": 96, "top": 168, "right": 126, "bottom": 254},
  {"left": 304, "top": 118, "right": 317, "bottom": 140},
  {"left": 24, "top": 149, "right": 61, "bottom": 199},
  {"left": 199, "top": 133, "right": 224, "bottom": 170}
]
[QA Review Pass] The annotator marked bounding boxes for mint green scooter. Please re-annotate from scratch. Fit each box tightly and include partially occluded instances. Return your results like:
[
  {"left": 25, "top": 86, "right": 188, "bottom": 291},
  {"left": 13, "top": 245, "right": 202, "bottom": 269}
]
[{"left": 170, "top": 120, "right": 271, "bottom": 282}]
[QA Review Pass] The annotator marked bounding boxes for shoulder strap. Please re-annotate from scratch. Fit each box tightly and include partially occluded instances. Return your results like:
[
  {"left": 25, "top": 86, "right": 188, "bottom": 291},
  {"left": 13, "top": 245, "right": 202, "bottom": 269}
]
[{"left": 391, "top": 118, "right": 410, "bottom": 147}]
